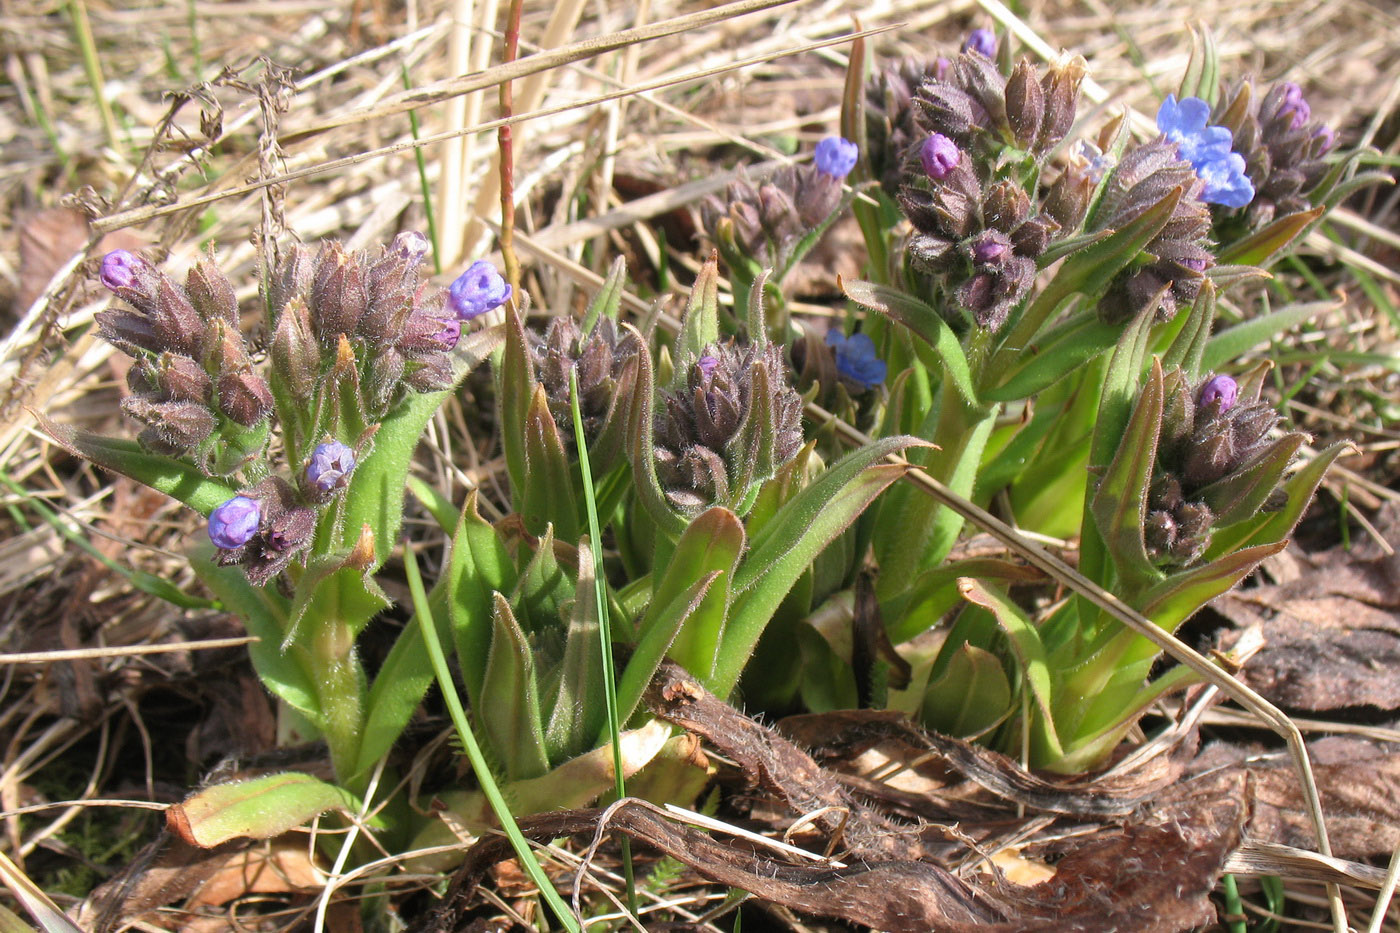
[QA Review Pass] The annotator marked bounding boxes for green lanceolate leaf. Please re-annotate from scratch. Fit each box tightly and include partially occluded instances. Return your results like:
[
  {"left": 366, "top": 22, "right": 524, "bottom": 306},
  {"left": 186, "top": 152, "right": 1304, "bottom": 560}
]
[
  {"left": 1216, "top": 207, "right": 1323, "bottom": 267},
  {"left": 627, "top": 326, "right": 689, "bottom": 537},
  {"left": 521, "top": 383, "right": 580, "bottom": 541},
  {"left": 480, "top": 593, "right": 550, "bottom": 780},
  {"left": 650, "top": 507, "right": 745, "bottom": 680},
  {"left": 167, "top": 772, "right": 361, "bottom": 848},
  {"left": 1057, "top": 663, "right": 1199, "bottom": 774},
  {"left": 955, "top": 577, "right": 1064, "bottom": 762},
  {"left": 1138, "top": 541, "right": 1288, "bottom": 634},
  {"left": 500, "top": 301, "right": 535, "bottom": 500},
  {"left": 191, "top": 554, "right": 318, "bottom": 719},
  {"left": 1201, "top": 298, "right": 1338, "bottom": 373},
  {"left": 1205, "top": 440, "right": 1348, "bottom": 560},
  {"left": 1090, "top": 358, "right": 1166, "bottom": 590},
  {"left": 282, "top": 539, "right": 390, "bottom": 649},
  {"left": 1162, "top": 277, "right": 1216, "bottom": 379},
  {"left": 921, "top": 643, "right": 1014, "bottom": 739},
  {"left": 885, "top": 558, "right": 1045, "bottom": 644},
  {"left": 37, "top": 417, "right": 238, "bottom": 515},
  {"left": 580, "top": 255, "right": 627, "bottom": 336},
  {"left": 449, "top": 490, "right": 517, "bottom": 706},
  {"left": 841, "top": 279, "right": 976, "bottom": 407},
  {"left": 340, "top": 387, "right": 436, "bottom": 568},
  {"left": 354, "top": 586, "right": 449, "bottom": 778},
  {"left": 984, "top": 313, "right": 1120, "bottom": 402},
  {"left": 513, "top": 525, "right": 574, "bottom": 635},
  {"left": 1198, "top": 434, "right": 1306, "bottom": 526},
  {"left": 675, "top": 255, "right": 721, "bottom": 382},
  {"left": 714, "top": 436, "right": 921, "bottom": 697},
  {"left": 614, "top": 570, "right": 722, "bottom": 727},
  {"left": 543, "top": 538, "right": 604, "bottom": 762}
]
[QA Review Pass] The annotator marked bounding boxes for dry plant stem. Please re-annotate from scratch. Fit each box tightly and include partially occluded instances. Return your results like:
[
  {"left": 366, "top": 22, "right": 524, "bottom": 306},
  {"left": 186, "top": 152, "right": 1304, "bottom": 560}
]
[
  {"left": 88, "top": 23, "right": 894, "bottom": 240},
  {"left": 822, "top": 405, "right": 1347, "bottom": 931},
  {"left": 498, "top": 0, "right": 523, "bottom": 292},
  {"left": 1365, "top": 841, "right": 1400, "bottom": 933}
]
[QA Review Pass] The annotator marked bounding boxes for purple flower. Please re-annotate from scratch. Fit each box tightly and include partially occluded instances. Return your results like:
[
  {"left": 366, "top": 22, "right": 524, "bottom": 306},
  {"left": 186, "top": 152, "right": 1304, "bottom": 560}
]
[
  {"left": 306, "top": 440, "right": 356, "bottom": 493},
  {"left": 1278, "top": 82, "right": 1310, "bottom": 130},
  {"left": 1198, "top": 375, "right": 1238, "bottom": 412},
  {"left": 972, "top": 236, "right": 1007, "bottom": 265},
  {"left": 99, "top": 250, "right": 144, "bottom": 291},
  {"left": 920, "top": 133, "right": 961, "bottom": 180},
  {"left": 209, "top": 495, "right": 261, "bottom": 550},
  {"left": 814, "top": 136, "right": 859, "bottom": 179},
  {"left": 1156, "top": 94, "right": 1255, "bottom": 208},
  {"left": 697, "top": 354, "right": 720, "bottom": 379},
  {"left": 962, "top": 28, "right": 997, "bottom": 59},
  {"left": 448, "top": 260, "right": 512, "bottom": 320},
  {"left": 1313, "top": 125, "right": 1336, "bottom": 153},
  {"left": 825, "top": 330, "right": 887, "bottom": 390}
]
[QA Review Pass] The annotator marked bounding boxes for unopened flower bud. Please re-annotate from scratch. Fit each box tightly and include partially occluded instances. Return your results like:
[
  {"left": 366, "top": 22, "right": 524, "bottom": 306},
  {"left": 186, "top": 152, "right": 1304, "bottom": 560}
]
[
  {"left": 155, "top": 354, "right": 212, "bottom": 404},
  {"left": 311, "top": 243, "right": 369, "bottom": 341},
  {"left": 270, "top": 245, "right": 312, "bottom": 319},
  {"left": 813, "top": 136, "right": 858, "bottom": 179},
  {"left": 758, "top": 184, "right": 800, "bottom": 239},
  {"left": 100, "top": 250, "right": 144, "bottom": 291},
  {"left": 697, "top": 354, "right": 720, "bottom": 379},
  {"left": 449, "top": 260, "right": 512, "bottom": 320},
  {"left": 270, "top": 296, "right": 320, "bottom": 401},
  {"left": 971, "top": 232, "right": 1010, "bottom": 266},
  {"left": 209, "top": 495, "right": 261, "bottom": 550},
  {"left": 1277, "top": 82, "right": 1310, "bottom": 130},
  {"left": 306, "top": 440, "right": 356, "bottom": 494},
  {"left": 1038, "top": 55, "right": 1086, "bottom": 151},
  {"left": 122, "top": 396, "right": 217, "bottom": 450},
  {"left": 218, "top": 369, "right": 274, "bottom": 427},
  {"left": 1198, "top": 375, "right": 1238, "bottom": 412},
  {"left": 920, "top": 133, "right": 961, "bottom": 179},
  {"left": 186, "top": 253, "right": 239, "bottom": 328},
  {"left": 1005, "top": 60, "right": 1046, "bottom": 148},
  {"left": 982, "top": 180, "right": 1030, "bottom": 232}
]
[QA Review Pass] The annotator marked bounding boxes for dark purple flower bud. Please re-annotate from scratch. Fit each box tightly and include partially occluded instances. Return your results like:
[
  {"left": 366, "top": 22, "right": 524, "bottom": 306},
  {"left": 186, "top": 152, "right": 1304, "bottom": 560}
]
[
  {"left": 1278, "top": 82, "right": 1310, "bottom": 130},
  {"left": 1198, "top": 375, "right": 1238, "bottom": 412},
  {"left": 209, "top": 495, "right": 261, "bottom": 550},
  {"left": 920, "top": 133, "right": 961, "bottom": 179},
  {"left": 962, "top": 28, "right": 997, "bottom": 59},
  {"left": 306, "top": 440, "right": 356, "bottom": 493},
  {"left": 697, "top": 354, "right": 720, "bottom": 379},
  {"left": 270, "top": 246, "right": 312, "bottom": 320},
  {"left": 813, "top": 136, "right": 859, "bottom": 179},
  {"left": 448, "top": 260, "right": 512, "bottom": 320},
  {"left": 218, "top": 369, "right": 274, "bottom": 427},
  {"left": 100, "top": 250, "right": 144, "bottom": 291},
  {"left": 432, "top": 315, "right": 461, "bottom": 350}
]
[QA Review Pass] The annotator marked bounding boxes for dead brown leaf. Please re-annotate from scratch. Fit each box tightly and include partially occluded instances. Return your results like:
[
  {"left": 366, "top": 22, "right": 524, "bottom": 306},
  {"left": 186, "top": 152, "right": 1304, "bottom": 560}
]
[{"left": 1218, "top": 504, "right": 1400, "bottom": 711}]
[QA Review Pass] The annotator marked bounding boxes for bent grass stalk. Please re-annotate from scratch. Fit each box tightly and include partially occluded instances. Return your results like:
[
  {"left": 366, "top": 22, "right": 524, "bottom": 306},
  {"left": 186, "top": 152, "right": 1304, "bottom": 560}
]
[{"left": 403, "top": 541, "right": 581, "bottom": 933}]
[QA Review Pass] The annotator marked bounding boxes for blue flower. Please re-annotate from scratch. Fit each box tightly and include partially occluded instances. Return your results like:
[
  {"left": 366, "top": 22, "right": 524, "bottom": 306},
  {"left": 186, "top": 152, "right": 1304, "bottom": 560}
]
[
  {"left": 962, "top": 28, "right": 996, "bottom": 59},
  {"left": 306, "top": 440, "right": 356, "bottom": 493},
  {"left": 813, "top": 136, "right": 858, "bottom": 179},
  {"left": 448, "top": 260, "right": 512, "bottom": 320},
  {"left": 1156, "top": 94, "right": 1255, "bottom": 208},
  {"left": 825, "top": 330, "right": 887, "bottom": 390},
  {"left": 209, "top": 495, "right": 261, "bottom": 550}
]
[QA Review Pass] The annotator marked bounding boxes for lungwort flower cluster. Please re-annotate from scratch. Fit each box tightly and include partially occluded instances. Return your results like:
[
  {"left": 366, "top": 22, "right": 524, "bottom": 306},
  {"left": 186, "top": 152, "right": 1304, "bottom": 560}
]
[
  {"left": 97, "top": 236, "right": 511, "bottom": 586},
  {"left": 1156, "top": 94, "right": 1254, "bottom": 208},
  {"left": 1142, "top": 370, "right": 1300, "bottom": 567},
  {"left": 700, "top": 136, "right": 857, "bottom": 274},
  {"left": 1214, "top": 78, "right": 1334, "bottom": 227}
]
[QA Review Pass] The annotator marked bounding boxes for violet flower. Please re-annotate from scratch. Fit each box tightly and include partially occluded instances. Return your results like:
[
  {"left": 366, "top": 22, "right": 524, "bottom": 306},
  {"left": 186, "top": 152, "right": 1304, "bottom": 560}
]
[
  {"left": 813, "top": 136, "right": 859, "bottom": 179},
  {"left": 449, "top": 260, "right": 512, "bottom": 320},
  {"left": 825, "top": 331, "right": 887, "bottom": 390},
  {"left": 306, "top": 440, "right": 356, "bottom": 493},
  {"left": 209, "top": 496, "right": 261, "bottom": 550}
]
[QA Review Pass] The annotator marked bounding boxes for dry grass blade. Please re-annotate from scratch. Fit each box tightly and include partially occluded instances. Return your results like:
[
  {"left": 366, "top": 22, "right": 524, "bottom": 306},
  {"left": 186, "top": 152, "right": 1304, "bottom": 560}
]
[
  {"left": 90, "top": 22, "right": 894, "bottom": 238},
  {"left": 0, "top": 637, "right": 258, "bottom": 665},
  {"left": 281, "top": 0, "right": 800, "bottom": 140}
]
